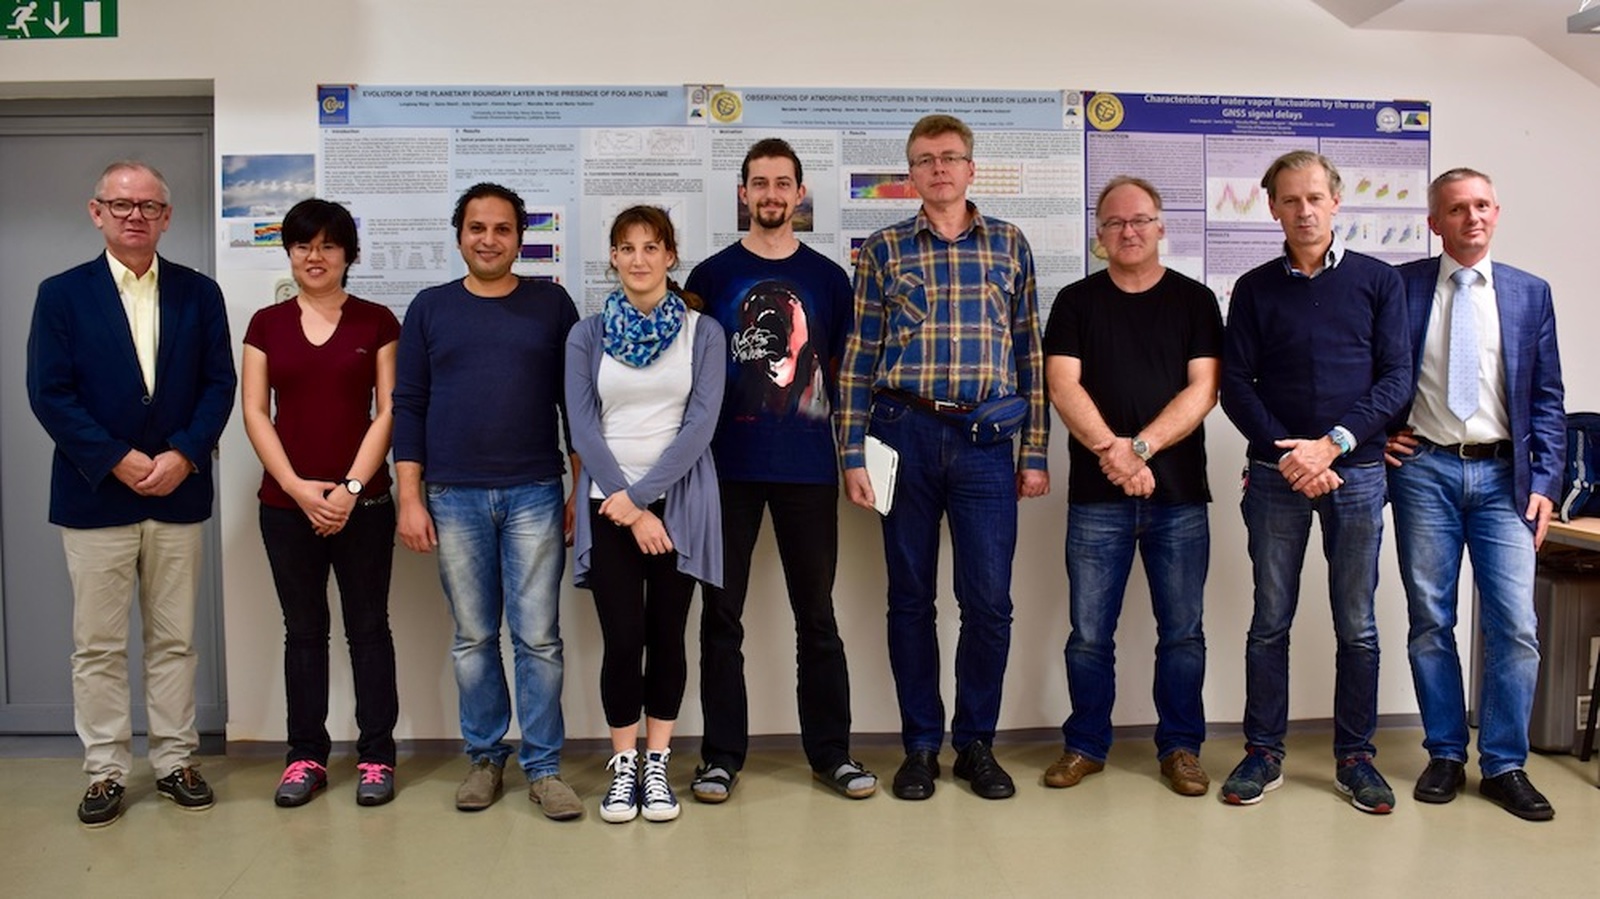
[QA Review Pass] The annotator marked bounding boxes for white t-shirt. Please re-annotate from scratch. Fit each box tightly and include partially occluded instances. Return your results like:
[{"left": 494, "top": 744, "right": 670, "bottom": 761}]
[{"left": 590, "top": 310, "right": 699, "bottom": 500}]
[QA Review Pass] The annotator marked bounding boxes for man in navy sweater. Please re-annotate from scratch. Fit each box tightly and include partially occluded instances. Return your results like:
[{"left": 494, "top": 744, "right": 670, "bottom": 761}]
[
  {"left": 393, "top": 183, "right": 583, "bottom": 820},
  {"left": 1219, "top": 151, "right": 1412, "bottom": 814}
]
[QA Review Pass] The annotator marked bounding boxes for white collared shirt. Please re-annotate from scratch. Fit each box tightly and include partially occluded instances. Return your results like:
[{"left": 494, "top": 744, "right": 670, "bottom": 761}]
[
  {"left": 105, "top": 251, "right": 161, "bottom": 395},
  {"left": 1408, "top": 253, "right": 1511, "bottom": 444}
]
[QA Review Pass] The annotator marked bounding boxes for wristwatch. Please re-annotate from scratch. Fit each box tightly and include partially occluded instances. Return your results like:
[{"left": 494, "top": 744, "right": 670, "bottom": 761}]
[
  {"left": 1131, "top": 436, "right": 1153, "bottom": 462},
  {"left": 1326, "top": 427, "right": 1355, "bottom": 456},
  {"left": 342, "top": 478, "right": 365, "bottom": 496}
]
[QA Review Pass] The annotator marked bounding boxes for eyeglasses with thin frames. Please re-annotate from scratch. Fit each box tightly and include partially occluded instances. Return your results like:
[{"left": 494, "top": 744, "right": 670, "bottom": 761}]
[
  {"left": 1097, "top": 216, "right": 1161, "bottom": 233},
  {"left": 909, "top": 153, "right": 972, "bottom": 171},
  {"left": 95, "top": 198, "right": 169, "bottom": 220},
  {"left": 288, "top": 242, "right": 346, "bottom": 259}
]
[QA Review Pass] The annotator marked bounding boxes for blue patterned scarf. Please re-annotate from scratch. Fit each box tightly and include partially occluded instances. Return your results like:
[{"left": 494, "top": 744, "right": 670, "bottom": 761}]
[{"left": 602, "top": 288, "right": 687, "bottom": 367}]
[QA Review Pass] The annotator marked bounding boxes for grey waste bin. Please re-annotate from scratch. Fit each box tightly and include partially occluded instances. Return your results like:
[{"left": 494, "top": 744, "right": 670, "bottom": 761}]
[{"left": 1472, "top": 550, "right": 1600, "bottom": 755}]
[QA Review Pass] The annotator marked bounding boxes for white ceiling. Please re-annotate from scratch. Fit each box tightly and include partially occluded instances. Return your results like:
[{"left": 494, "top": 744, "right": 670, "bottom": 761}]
[{"left": 1313, "top": 0, "right": 1600, "bottom": 88}]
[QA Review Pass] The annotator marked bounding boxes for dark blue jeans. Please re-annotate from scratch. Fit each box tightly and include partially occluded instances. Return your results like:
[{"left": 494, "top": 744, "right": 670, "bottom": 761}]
[
  {"left": 1062, "top": 500, "right": 1209, "bottom": 762},
  {"left": 1240, "top": 461, "right": 1386, "bottom": 761},
  {"left": 259, "top": 498, "right": 399, "bottom": 767},
  {"left": 871, "top": 394, "right": 1018, "bottom": 753}
]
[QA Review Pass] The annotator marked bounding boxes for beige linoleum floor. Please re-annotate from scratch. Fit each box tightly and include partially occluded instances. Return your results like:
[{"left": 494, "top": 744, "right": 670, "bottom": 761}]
[{"left": 1, "top": 728, "right": 1595, "bottom": 897}]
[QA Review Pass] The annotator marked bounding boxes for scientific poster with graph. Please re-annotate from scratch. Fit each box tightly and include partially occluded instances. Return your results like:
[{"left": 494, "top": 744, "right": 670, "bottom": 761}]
[
  {"left": 1080, "top": 91, "right": 1431, "bottom": 312},
  {"left": 315, "top": 84, "right": 1081, "bottom": 317},
  {"left": 313, "top": 85, "right": 1427, "bottom": 318}
]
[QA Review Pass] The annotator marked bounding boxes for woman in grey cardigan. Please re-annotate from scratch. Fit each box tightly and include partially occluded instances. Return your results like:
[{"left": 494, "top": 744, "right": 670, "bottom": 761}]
[{"left": 566, "top": 205, "right": 724, "bottom": 824}]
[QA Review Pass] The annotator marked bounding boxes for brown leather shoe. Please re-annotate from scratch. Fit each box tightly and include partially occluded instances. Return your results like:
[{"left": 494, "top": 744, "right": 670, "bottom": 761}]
[
  {"left": 1043, "top": 751, "right": 1104, "bottom": 788},
  {"left": 1160, "top": 750, "right": 1210, "bottom": 796}
]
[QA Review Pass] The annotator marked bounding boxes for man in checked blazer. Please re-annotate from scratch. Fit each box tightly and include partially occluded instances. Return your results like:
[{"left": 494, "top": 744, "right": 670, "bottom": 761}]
[
  {"left": 26, "top": 160, "right": 236, "bottom": 827},
  {"left": 1384, "top": 167, "right": 1565, "bottom": 821}
]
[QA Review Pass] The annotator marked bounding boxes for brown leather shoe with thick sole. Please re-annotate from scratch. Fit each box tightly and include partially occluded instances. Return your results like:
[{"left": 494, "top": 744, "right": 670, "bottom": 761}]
[
  {"left": 1043, "top": 751, "right": 1104, "bottom": 788},
  {"left": 1160, "top": 749, "right": 1210, "bottom": 797}
]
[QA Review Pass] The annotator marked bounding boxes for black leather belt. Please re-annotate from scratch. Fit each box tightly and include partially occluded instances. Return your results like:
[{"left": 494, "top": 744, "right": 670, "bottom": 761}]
[
  {"left": 1424, "top": 437, "right": 1512, "bottom": 460},
  {"left": 878, "top": 388, "right": 975, "bottom": 416}
]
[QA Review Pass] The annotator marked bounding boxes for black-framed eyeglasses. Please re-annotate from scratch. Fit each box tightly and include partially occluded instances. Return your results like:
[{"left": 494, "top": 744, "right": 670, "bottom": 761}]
[
  {"left": 909, "top": 153, "right": 972, "bottom": 171},
  {"left": 1097, "top": 216, "right": 1160, "bottom": 233},
  {"left": 95, "top": 198, "right": 169, "bottom": 219}
]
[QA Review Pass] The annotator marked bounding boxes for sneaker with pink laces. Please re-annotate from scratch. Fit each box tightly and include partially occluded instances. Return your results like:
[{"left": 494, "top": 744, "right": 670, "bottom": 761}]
[
  {"left": 275, "top": 760, "right": 327, "bottom": 807},
  {"left": 356, "top": 762, "right": 395, "bottom": 806}
]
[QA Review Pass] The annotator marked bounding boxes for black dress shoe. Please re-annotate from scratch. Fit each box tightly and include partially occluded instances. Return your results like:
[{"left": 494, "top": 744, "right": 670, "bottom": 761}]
[
  {"left": 1478, "top": 769, "right": 1554, "bottom": 821},
  {"left": 892, "top": 750, "right": 939, "bottom": 801},
  {"left": 953, "top": 740, "right": 1015, "bottom": 799},
  {"left": 1413, "top": 758, "right": 1466, "bottom": 804}
]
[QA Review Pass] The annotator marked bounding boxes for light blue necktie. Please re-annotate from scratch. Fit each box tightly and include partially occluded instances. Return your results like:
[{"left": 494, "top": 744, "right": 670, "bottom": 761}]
[{"left": 1447, "top": 267, "right": 1479, "bottom": 422}]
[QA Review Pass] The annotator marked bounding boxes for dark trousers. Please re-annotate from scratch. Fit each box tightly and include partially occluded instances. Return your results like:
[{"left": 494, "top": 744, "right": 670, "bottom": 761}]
[
  {"left": 700, "top": 481, "right": 852, "bottom": 773},
  {"left": 588, "top": 500, "right": 697, "bottom": 728},
  {"left": 259, "top": 499, "right": 399, "bottom": 766}
]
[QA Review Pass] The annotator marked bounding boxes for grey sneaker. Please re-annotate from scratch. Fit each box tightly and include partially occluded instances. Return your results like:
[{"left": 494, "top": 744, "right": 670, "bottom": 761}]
[
  {"left": 455, "top": 758, "right": 503, "bottom": 811},
  {"left": 1335, "top": 756, "right": 1395, "bottom": 814},
  {"left": 528, "top": 774, "right": 583, "bottom": 821},
  {"left": 274, "top": 759, "right": 327, "bottom": 807},
  {"left": 355, "top": 762, "right": 395, "bottom": 807},
  {"left": 1220, "top": 748, "right": 1283, "bottom": 805}
]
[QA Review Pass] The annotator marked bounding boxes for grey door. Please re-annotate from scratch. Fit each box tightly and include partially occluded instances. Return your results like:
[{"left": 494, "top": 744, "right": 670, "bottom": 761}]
[{"left": 0, "top": 98, "right": 226, "bottom": 735}]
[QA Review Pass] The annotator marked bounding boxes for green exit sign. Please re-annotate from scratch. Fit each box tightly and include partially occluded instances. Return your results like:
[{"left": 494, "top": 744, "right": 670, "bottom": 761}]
[{"left": 4, "top": 0, "right": 118, "bottom": 40}]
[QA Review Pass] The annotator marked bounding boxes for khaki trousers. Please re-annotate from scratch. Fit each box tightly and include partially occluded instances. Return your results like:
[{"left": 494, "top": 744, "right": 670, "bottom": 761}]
[{"left": 61, "top": 520, "right": 203, "bottom": 783}]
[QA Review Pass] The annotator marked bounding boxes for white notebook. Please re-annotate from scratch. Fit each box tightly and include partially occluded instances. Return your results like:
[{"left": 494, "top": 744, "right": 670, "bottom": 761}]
[{"left": 863, "top": 435, "right": 899, "bottom": 517}]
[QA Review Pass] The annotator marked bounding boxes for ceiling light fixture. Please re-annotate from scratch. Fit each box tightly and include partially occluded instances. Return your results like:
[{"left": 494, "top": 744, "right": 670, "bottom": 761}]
[{"left": 1571, "top": 1, "right": 1600, "bottom": 33}]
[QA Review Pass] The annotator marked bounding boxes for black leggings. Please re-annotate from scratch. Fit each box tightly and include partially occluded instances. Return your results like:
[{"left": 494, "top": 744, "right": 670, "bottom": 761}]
[{"left": 588, "top": 500, "right": 697, "bottom": 727}]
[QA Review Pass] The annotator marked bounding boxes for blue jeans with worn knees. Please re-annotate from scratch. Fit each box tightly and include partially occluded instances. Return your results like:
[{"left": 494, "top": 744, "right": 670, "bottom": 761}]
[
  {"left": 1390, "top": 446, "right": 1538, "bottom": 777},
  {"left": 1062, "top": 500, "right": 1208, "bottom": 762},
  {"left": 870, "top": 394, "right": 1018, "bottom": 753},
  {"left": 428, "top": 480, "right": 567, "bottom": 778},
  {"left": 1241, "top": 461, "right": 1385, "bottom": 760}
]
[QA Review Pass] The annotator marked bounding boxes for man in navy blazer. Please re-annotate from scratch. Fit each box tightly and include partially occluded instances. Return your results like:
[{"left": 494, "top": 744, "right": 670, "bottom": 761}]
[
  {"left": 1385, "top": 168, "right": 1565, "bottom": 821},
  {"left": 26, "top": 161, "right": 236, "bottom": 827}
]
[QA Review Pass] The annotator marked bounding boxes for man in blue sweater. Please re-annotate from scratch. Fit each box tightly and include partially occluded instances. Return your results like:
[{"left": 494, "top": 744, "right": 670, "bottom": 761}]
[
  {"left": 393, "top": 183, "right": 583, "bottom": 820},
  {"left": 1219, "top": 151, "right": 1412, "bottom": 814}
]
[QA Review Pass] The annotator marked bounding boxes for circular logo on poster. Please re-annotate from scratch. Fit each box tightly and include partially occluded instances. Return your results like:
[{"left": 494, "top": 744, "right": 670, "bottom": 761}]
[
  {"left": 1088, "top": 93, "right": 1125, "bottom": 131},
  {"left": 710, "top": 90, "right": 744, "bottom": 124},
  {"left": 1375, "top": 106, "right": 1401, "bottom": 133},
  {"left": 321, "top": 94, "right": 346, "bottom": 116}
]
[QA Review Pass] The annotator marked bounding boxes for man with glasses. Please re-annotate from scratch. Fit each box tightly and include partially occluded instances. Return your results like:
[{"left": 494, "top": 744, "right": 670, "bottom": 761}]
[
  {"left": 839, "top": 114, "right": 1050, "bottom": 801},
  {"left": 1219, "top": 150, "right": 1411, "bottom": 814},
  {"left": 1041, "top": 176, "right": 1222, "bottom": 797},
  {"left": 1385, "top": 169, "right": 1564, "bottom": 821},
  {"left": 27, "top": 161, "right": 237, "bottom": 826}
]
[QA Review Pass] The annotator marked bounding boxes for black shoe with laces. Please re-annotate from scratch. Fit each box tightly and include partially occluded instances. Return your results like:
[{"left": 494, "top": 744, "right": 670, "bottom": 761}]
[
  {"left": 953, "top": 740, "right": 1016, "bottom": 799},
  {"left": 1478, "top": 769, "right": 1554, "bottom": 821},
  {"left": 156, "top": 766, "right": 215, "bottom": 810},
  {"left": 77, "top": 779, "right": 125, "bottom": 827}
]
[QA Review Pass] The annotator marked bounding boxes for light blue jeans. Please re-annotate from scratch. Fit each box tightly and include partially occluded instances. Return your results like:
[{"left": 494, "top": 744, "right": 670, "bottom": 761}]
[
  {"left": 428, "top": 479, "right": 566, "bottom": 778},
  {"left": 1389, "top": 446, "right": 1539, "bottom": 777}
]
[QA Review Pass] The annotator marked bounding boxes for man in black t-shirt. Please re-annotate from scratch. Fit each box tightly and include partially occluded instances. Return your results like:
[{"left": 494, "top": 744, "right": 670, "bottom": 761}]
[{"left": 1041, "top": 176, "right": 1223, "bottom": 797}]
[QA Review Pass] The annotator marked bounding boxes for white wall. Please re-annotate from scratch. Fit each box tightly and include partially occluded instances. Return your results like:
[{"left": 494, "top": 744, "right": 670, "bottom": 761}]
[{"left": 5, "top": 0, "right": 1597, "bottom": 747}]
